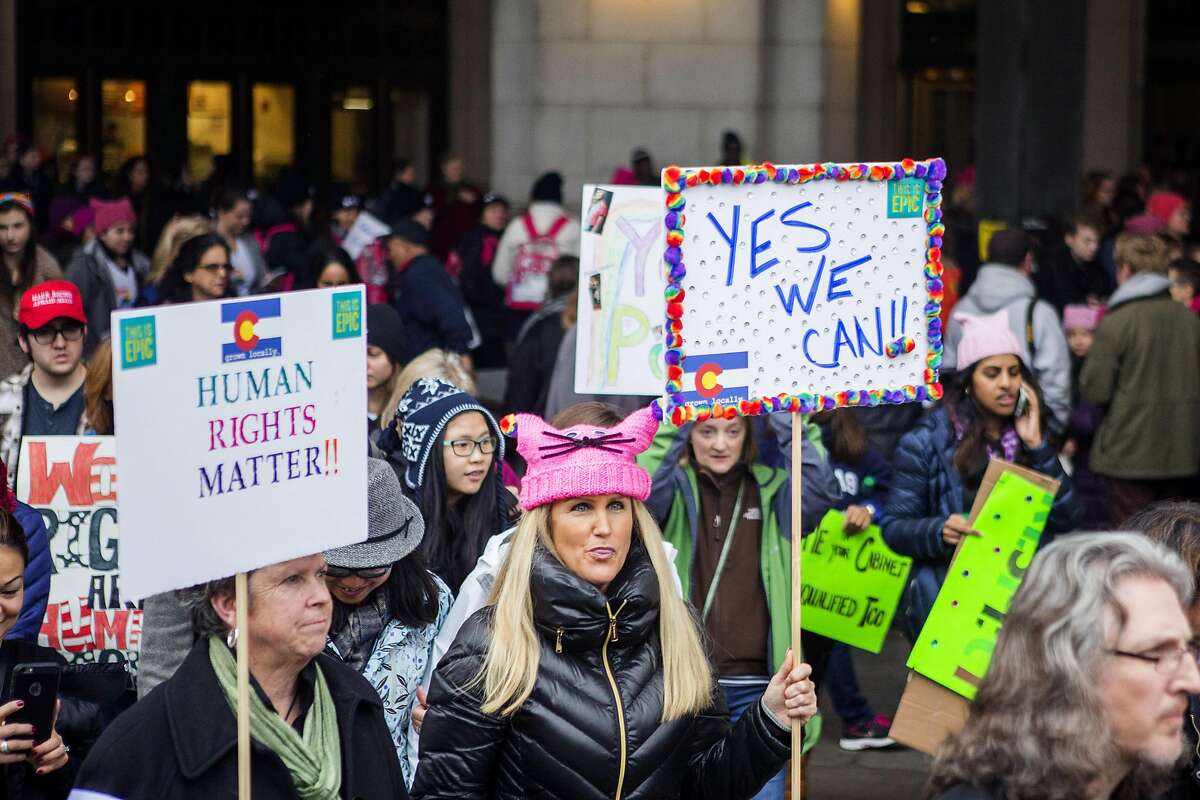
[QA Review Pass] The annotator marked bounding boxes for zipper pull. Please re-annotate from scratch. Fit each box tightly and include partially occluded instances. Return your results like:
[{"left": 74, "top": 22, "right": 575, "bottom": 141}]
[
  {"left": 610, "top": 618, "right": 618, "bottom": 642},
  {"left": 555, "top": 626, "right": 563, "bottom": 654}
]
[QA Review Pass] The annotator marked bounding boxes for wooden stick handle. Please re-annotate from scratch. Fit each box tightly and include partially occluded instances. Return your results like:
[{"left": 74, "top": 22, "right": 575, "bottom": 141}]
[
  {"left": 236, "top": 571, "right": 252, "bottom": 799},
  {"left": 790, "top": 411, "right": 803, "bottom": 795}
]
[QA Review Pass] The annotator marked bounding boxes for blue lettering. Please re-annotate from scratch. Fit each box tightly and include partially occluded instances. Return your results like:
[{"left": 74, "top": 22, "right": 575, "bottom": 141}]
[
  {"left": 750, "top": 210, "right": 779, "bottom": 278},
  {"left": 802, "top": 329, "right": 839, "bottom": 368},
  {"left": 706, "top": 207, "right": 740, "bottom": 286},
  {"left": 773, "top": 255, "right": 826, "bottom": 316},
  {"left": 855, "top": 308, "right": 884, "bottom": 357},
  {"left": 827, "top": 255, "right": 872, "bottom": 302},
  {"left": 780, "top": 202, "right": 831, "bottom": 253},
  {"left": 832, "top": 319, "right": 857, "bottom": 363},
  {"left": 199, "top": 464, "right": 224, "bottom": 497}
]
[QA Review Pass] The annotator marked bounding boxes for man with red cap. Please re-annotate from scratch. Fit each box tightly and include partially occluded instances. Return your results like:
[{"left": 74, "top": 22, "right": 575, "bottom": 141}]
[{"left": 0, "top": 279, "right": 89, "bottom": 483}]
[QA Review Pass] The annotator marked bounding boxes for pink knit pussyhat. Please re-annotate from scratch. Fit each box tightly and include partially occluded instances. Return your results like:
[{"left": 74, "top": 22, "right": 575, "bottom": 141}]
[
  {"left": 954, "top": 309, "right": 1024, "bottom": 369},
  {"left": 499, "top": 406, "right": 659, "bottom": 511}
]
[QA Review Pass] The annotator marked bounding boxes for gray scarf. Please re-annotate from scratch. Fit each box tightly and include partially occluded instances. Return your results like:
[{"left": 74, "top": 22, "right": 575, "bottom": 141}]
[{"left": 329, "top": 588, "right": 390, "bottom": 673}]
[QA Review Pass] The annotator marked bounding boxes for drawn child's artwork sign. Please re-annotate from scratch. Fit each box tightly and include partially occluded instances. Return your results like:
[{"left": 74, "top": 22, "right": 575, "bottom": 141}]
[
  {"left": 112, "top": 288, "right": 369, "bottom": 600},
  {"left": 906, "top": 468, "right": 1056, "bottom": 699},
  {"left": 575, "top": 185, "right": 666, "bottom": 396},
  {"left": 800, "top": 510, "right": 913, "bottom": 653},
  {"left": 656, "top": 159, "right": 946, "bottom": 424},
  {"left": 17, "top": 437, "right": 142, "bottom": 672}
]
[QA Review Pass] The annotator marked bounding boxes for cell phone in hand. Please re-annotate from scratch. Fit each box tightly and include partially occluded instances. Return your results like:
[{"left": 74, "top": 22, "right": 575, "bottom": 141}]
[
  {"left": 1015, "top": 386, "right": 1030, "bottom": 418},
  {"left": 6, "top": 662, "right": 60, "bottom": 744}
]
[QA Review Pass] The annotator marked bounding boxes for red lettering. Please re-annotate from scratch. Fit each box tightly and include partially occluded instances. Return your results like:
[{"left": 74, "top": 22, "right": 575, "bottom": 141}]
[
  {"left": 209, "top": 418, "right": 227, "bottom": 451},
  {"left": 25, "top": 442, "right": 106, "bottom": 505},
  {"left": 92, "top": 609, "right": 130, "bottom": 650},
  {"left": 302, "top": 404, "right": 317, "bottom": 435}
]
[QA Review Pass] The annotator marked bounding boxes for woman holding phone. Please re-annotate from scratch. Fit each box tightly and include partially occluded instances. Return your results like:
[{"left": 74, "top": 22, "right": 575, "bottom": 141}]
[
  {"left": 0, "top": 502, "right": 71, "bottom": 797},
  {"left": 879, "top": 309, "right": 1081, "bottom": 639}
]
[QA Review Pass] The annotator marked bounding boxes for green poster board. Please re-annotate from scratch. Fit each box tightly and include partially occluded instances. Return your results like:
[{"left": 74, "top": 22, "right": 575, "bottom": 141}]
[
  {"left": 799, "top": 510, "right": 913, "bottom": 653},
  {"left": 906, "top": 471, "right": 1055, "bottom": 699}
]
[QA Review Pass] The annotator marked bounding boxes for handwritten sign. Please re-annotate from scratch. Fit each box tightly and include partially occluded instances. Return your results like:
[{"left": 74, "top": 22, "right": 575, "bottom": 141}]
[
  {"left": 340, "top": 210, "right": 390, "bottom": 260},
  {"left": 112, "top": 288, "right": 369, "bottom": 600},
  {"left": 17, "top": 437, "right": 142, "bottom": 672},
  {"left": 906, "top": 470, "right": 1055, "bottom": 699},
  {"left": 657, "top": 160, "right": 946, "bottom": 424},
  {"left": 800, "top": 510, "right": 912, "bottom": 653},
  {"left": 574, "top": 185, "right": 666, "bottom": 396}
]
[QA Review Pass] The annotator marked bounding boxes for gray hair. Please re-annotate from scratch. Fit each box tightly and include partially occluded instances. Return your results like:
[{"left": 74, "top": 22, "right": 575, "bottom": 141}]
[
  {"left": 176, "top": 573, "right": 250, "bottom": 640},
  {"left": 928, "top": 532, "right": 1193, "bottom": 800}
]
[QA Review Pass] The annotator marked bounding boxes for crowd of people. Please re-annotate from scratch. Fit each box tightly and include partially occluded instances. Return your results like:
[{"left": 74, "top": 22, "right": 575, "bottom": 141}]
[{"left": 0, "top": 131, "right": 1197, "bottom": 799}]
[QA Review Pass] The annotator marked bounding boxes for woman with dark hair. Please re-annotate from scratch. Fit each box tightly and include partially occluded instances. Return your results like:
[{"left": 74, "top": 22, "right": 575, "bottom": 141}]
[
  {"left": 211, "top": 184, "right": 266, "bottom": 296},
  {"left": 114, "top": 156, "right": 166, "bottom": 253},
  {"left": 323, "top": 459, "right": 451, "bottom": 789},
  {"left": 378, "top": 378, "right": 515, "bottom": 593},
  {"left": 880, "top": 309, "right": 1081, "bottom": 638},
  {"left": 0, "top": 504, "right": 74, "bottom": 798},
  {"left": 303, "top": 241, "right": 359, "bottom": 290},
  {"left": 157, "top": 232, "right": 234, "bottom": 304},
  {"left": 0, "top": 193, "right": 61, "bottom": 378}
]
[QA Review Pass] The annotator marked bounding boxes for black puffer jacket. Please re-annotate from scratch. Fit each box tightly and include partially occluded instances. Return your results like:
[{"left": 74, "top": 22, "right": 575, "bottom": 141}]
[{"left": 411, "top": 542, "right": 791, "bottom": 799}]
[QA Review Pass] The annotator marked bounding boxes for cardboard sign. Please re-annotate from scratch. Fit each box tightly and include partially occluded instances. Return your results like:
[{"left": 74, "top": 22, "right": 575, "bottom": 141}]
[
  {"left": 799, "top": 510, "right": 912, "bottom": 653},
  {"left": 657, "top": 159, "right": 947, "bottom": 424},
  {"left": 112, "top": 288, "right": 369, "bottom": 600},
  {"left": 340, "top": 210, "right": 390, "bottom": 260},
  {"left": 889, "top": 672, "right": 971, "bottom": 755},
  {"left": 906, "top": 462, "right": 1059, "bottom": 699},
  {"left": 16, "top": 437, "right": 142, "bottom": 672},
  {"left": 574, "top": 185, "right": 667, "bottom": 396}
]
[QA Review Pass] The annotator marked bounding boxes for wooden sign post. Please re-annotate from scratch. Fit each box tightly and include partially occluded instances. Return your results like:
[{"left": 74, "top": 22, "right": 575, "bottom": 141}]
[{"left": 236, "top": 572, "right": 251, "bottom": 798}]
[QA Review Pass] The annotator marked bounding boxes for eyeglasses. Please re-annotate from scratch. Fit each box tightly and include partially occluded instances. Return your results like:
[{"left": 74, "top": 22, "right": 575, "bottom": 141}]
[
  {"left": 1110, "top": 640, "right": 1200, "bottom": 676},
  {"left": 325, "top": 565, "right": 390, "bottom": 579},
  {"left": 197, "top": 262, "right": 232, "bottom": 273},
  {"left": 29, "top": 323, "right": 84, "bottom": 345},
  {"left": 444, "top": 436, "right": 498, "bottom": 457}
]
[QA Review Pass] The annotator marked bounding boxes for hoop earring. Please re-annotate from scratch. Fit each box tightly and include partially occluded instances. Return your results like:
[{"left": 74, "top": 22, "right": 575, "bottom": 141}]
[{"left": 226, "top": 626, "right": 239, "bottom": 649}]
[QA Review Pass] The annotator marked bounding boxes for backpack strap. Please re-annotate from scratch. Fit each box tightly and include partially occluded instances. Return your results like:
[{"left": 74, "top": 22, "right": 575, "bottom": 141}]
[
  {"left": 1024, "top": 298, "right": 1037, "bottom": 362},
  {"left": 545, "top": 215, "right": 569, "bottom": 240},
  {"left": 521, "top": 212, "right": 539, "bottom": 240}
]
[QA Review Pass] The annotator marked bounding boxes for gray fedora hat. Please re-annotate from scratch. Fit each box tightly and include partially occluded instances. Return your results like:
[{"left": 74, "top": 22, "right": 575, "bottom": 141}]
[{"left": 325, "top": 458, "right": 425, "bottom": 569}]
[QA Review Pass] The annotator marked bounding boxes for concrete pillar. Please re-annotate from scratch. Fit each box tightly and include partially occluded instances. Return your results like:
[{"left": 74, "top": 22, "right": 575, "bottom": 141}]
[
  {"left": 820, "top": 0, "right": 859, "bottom": 162},
  {"left": 975, "top": 0, "right": 1087, "bottom": 223},
  {"left": 450, "top": 0, "right": 494, "bottom": 185},
  {"left": 0, "top": 0, "right": 16, "bottom": 139},
  {"left": 1081, "top": 0, "right": 1145, "bottom": 173},
  {"left": 490, "top": 0, "right": 537, "bottom": 202}
]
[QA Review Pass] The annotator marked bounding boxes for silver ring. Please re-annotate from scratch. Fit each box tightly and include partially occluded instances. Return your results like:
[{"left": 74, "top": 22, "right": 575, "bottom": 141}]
[
  {"left": 1, "top": 740, "right": 8, "bottom": 754},
  {"left": 63, "top": 744, "right": 70, "bottom": 754}
]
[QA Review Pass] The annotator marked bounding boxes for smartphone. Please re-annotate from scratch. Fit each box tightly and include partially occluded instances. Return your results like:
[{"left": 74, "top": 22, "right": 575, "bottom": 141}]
[
  {"left": 6, "top": 663, "right": 60, "bottom": 743},
  {"left": 1015, "top": 386, "right": 1030, "bottom": 418}
]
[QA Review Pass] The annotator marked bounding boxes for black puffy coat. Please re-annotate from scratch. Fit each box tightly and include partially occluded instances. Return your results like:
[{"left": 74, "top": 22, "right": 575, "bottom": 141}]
[{"left": 411, "top": 542, "right": 791, "bottom": 799}]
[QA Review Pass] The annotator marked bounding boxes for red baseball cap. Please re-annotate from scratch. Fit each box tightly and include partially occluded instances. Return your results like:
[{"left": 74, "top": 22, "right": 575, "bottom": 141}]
[{"left": 18, "top": 280, "right": 87, "bottom": 330}]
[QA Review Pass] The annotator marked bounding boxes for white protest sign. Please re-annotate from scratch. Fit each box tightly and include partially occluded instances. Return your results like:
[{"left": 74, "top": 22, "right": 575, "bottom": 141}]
[
  {"left": 574, "top": 184, "right": 666, "bottom": 396},
  {"left": 658, "top": 160, "right": 946, "bottom": 422},
  {"left": 341, "top": 210, "right": 390, "bottom": 260},
  {"left": 17, "top": 436, "right": 142, "bottom": 671},
  {"left": 112, "top": 287, "right": 368, "bottom": 599}
]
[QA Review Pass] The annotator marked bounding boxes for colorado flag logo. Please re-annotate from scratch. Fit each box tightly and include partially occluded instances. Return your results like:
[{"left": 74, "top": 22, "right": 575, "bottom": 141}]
[
  {"left": 221, "top": 298, "right": 283, "bottom": 364},
  {"left": 679, "top": 351, "right": 749, "bottom": 406}
]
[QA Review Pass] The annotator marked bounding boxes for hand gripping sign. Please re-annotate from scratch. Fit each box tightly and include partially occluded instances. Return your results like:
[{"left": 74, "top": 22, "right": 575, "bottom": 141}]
[{"left": 654, "top": 159, "right": 947, "bottom": 425}]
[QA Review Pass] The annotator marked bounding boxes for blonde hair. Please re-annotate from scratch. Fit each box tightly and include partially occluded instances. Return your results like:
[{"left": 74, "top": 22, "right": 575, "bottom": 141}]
[
  {"left": 478, "top": 501, "right": 713, "bottom": 719},
  {"left": 149, "top": 215, "right": 213, "bottom": 284},
  {"left": 380, "top": 348, "right": 477, "bottom": 430},
  {"left": 1114, "top": 232, "right": 1168, "bottom": 276}
]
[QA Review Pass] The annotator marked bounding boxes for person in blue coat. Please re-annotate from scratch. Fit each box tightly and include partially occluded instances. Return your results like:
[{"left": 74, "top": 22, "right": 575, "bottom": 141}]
[
  {"left": 11, "top": 499, "right": 49, "bottom": 641},
  {"left": 880, "top": 309, "right": 1081, "bottom": 639}
]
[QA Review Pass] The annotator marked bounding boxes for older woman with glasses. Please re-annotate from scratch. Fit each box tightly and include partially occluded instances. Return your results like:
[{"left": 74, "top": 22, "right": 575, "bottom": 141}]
[
  {"left": 323, "top": 459, "right": 452, "bottom": 789},
  {"left": 157, "top": 231, "right": 236, "bottom": 304}
]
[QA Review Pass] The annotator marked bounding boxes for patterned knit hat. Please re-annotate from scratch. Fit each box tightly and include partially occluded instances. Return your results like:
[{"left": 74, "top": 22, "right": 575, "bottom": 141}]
[
  {"left": 500, "top": 406, "right": 658, "bottom": 511},
  {"left": 388, "top": 377, "right": 504, "bottom": 493}
]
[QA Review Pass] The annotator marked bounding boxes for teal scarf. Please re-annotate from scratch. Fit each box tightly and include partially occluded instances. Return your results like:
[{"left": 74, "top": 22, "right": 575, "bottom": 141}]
[{"left": 208, "top": 637, "right": 343, "bottom": 799}]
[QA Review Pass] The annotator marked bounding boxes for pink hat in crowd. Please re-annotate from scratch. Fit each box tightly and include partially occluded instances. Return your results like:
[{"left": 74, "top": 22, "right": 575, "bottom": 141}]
[
  {"left": 88, "top": 197, "right": 136, "bottom": 236},
  {"left": 499, "top": 406, "right": 659, "bottom": 511},
  {"left": 954, "top": 309, "right": 1024, "bottom": 369},
  {"left": 1062, "top": 304, "right": 1103, "bottom": 332},
  {"left": 1123, "top": 212, "right": 1164, "bottom": 235},
  {"left": 1146, "top": 191, "right": 1187, "bottom": 227}
]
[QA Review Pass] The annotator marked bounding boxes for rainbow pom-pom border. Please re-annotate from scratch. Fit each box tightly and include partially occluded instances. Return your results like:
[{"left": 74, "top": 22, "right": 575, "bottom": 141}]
[{"left": 653, "top": 157, "right": 946, "bottom": 427}]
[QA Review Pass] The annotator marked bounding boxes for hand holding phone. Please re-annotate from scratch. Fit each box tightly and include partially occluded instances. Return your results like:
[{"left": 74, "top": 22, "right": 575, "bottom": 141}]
[
  {"left": 6, "top": 663, "right": 60, "bottom": 745},
  {"left": 1014, "top": 386, "right": 1030, "bottom": 418}
]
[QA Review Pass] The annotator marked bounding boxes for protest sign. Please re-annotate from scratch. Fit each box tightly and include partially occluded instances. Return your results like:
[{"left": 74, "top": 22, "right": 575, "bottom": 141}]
[
  {"left": 574, "top": 185, "right": 666, "bottom": 396},
  {"left": 340, "top": 210, "right": 390, "bottom": 260},
  {"left": 799, "top": 509, "right": 912, "bottom": 653},
  {"left": 890, "top": 672, "right": 970, "bottom": 756},
  {"left": 111, "top": 287, "right": 369, "bottom": 600},
  {"left": 16, "top": 436, "right": 141, "bottom": 672},
  {"left": 656, "top": 159, "right": 946, "bottom": 426},
  {"left": 906, "top": 462, "right": 1059, "bottom": 699}
]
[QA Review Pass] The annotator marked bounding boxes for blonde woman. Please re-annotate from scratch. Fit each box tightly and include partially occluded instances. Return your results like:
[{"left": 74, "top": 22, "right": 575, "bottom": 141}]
[
  {"left": 379, "top": 348, "right": 477, "bottom": 435},
  {"left": 411, "top": 406, "right": 816, "bottom": 799},
  {"left": 145, "top": 214, "right": 212, "bottom": 304}
]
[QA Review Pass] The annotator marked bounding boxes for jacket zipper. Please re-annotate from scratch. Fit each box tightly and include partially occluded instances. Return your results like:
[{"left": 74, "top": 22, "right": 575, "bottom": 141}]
[
  {"left": 1190, "top": 712, "right": 1200, "bottom": 763},
  {"left": 555, "top": 626, "right": 563, "bottom": 654},
  {"left": 603, "top": 600, "right": 629, "bottom": 800}
]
